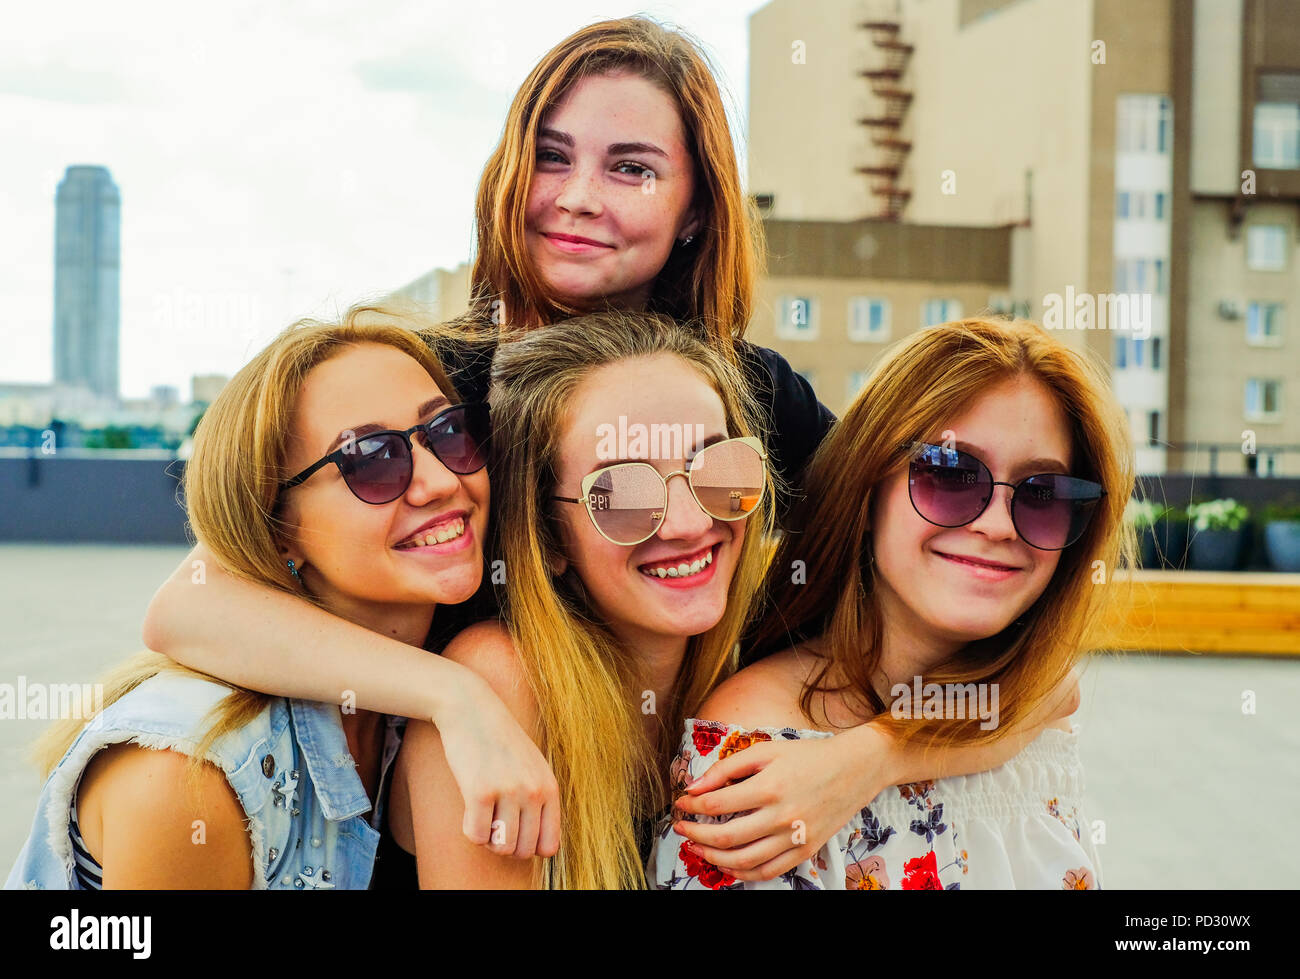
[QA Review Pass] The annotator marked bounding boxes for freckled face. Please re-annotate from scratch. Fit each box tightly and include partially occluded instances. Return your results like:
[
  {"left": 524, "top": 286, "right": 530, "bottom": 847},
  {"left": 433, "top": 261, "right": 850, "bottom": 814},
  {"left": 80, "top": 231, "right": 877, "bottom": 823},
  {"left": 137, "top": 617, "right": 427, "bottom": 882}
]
[
  {"left": 869, "top": 374, "right": 1074, "bottom": 647},
  {"left": 550, "top": 354, "right": 743, "bottom": 647},
  {"left": 277, "top": 343, "right": 490, "bottom": 625},
  {"left": 525, "top": 71, "right": 701, "bottom": 311}
]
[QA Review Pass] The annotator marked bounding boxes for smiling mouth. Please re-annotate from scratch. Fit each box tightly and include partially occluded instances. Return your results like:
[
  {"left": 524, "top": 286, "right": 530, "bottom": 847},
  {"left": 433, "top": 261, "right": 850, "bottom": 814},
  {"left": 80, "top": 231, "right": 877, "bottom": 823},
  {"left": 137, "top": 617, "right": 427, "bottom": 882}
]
[
  {"left": 394, "top": 517, "right": 466, "bottom": 549},
  {"left": 934, "top": 550, "right": 1021, "bottom": 572},
  {"left": 638, "top": 544, "right": 716, "bottom": 579},
  {"left": 542, "top": 232, "right": 613, "bottom": 248}
]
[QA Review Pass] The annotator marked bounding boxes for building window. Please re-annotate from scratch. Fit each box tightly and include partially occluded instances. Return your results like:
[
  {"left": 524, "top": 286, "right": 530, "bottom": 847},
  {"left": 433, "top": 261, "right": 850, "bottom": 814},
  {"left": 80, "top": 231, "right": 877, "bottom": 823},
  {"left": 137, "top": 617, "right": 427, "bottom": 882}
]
[
  {"left": 1147, "top": 411, "right": 1161, "bottom": 447},
  {"left": 1154, "top": 192, "right": 1168, "bottom": 220},
  {"left": 1151, "top": 336, "right": 1162, "bottom": 370},
  {"left": 1246, "top": 226, "right": 1287, "bottom": 271},
  {"left": 1116, "top": 192, "right": 1131, "bottom": 219},
  {"left": 1247, "top": 302, "right": 1284, "bottom": 345},
  {"left": 1253, "top": 101, "right": 1300, "bottom": 169},
  {"left": 921, "top": 298, "right": 961, "bottom": 327},
  {"left": 1245, "top": 378, "right": 1282, "bottom": 420},
  {"left": 1114, "top": 336, "right": 1128, "bottom": 369},
  {"left": 848, "top": 297, "right": 891, "bottom": 342},
  {"left": 1115, "top": 258, "right": 1159, "bottom": 293},
  {"left": 776, "top": 295, "right": 818, "bottom": 340},
  {"left": 847, "top": 370, "right": 870, "bottom": 400},
  {"left": 1117, "top": 95, "right": 1173, "bottom": 154},
  {"left": 1133, "top": 338, "right": 1145, "bottom": 368}
]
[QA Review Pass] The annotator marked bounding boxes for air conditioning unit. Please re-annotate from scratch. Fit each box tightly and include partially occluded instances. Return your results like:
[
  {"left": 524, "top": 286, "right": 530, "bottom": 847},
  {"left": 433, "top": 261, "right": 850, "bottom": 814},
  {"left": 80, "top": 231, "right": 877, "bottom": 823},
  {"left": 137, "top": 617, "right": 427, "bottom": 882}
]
[{"left": 1217, "top": 299, "right": 1242, "bottom": 320}]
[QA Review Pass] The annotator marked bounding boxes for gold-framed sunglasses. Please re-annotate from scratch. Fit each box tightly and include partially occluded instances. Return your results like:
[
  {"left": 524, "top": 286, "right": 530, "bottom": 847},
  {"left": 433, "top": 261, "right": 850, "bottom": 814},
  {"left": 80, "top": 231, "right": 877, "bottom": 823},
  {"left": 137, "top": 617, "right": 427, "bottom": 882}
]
[{"left": 551, "top": 436, "right": 768, "bottom": 546}]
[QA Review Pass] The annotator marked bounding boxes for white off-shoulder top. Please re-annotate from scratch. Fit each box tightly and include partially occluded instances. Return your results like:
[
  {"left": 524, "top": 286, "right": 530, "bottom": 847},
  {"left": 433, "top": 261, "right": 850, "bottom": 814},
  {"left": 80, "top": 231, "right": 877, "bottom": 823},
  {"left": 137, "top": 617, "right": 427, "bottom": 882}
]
[{"left": 649, "top": 718, "right": 1103, "bottom": 890}]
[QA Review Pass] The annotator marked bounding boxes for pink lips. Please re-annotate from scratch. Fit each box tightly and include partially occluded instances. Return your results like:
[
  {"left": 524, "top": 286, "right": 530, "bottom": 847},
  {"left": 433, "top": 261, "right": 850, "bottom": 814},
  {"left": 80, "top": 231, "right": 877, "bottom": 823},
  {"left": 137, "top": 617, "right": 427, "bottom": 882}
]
[
  {"left": 542, "top": 232, "right": 613, "bottom": 254},
  {"left": 934, "top": 550, "right": 1021, "bottom": 581}
]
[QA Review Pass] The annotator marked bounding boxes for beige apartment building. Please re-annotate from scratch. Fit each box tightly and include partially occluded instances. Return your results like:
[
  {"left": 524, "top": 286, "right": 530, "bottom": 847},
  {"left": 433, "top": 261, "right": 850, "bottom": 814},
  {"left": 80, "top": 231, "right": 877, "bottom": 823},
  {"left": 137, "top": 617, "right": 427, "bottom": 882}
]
[
  {"left": 748, "top": 0, "right": 1300, "bottom": 475},
  {"left": 390, "top": 262, "right": 471, "bottom": 322},
  {"left": 746, "top": 218, "right": 1018, "bottom": 413}
]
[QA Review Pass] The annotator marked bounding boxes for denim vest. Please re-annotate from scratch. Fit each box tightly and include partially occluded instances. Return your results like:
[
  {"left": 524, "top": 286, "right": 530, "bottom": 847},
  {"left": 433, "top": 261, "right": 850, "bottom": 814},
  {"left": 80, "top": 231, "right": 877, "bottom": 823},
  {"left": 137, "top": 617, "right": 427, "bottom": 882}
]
[{"left": 5, "top": 671, "right": 404, "bottom": 890}]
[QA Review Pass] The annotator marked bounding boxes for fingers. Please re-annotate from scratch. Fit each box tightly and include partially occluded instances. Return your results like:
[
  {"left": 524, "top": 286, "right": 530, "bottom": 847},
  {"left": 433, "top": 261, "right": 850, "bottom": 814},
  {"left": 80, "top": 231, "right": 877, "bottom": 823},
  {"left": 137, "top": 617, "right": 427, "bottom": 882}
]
[
  {"left": 679, "top": 836, "right": 793, "bottom": 879},
  {"left": 537, "top": 796, "right": 562, "bottom": 858},
  {"left": 749, "top": 848, "right": 810, "bottom": 882},
  {"left": 674, "top": 777, "right": 768, "bottom": 818},
  {"left": 513, "top": 801, "right": 542, "bottom": 860},
  {"left": 462, "top": 795, "right": 494, "bottom": 846},
  {"left": 487, "top": 802, "right": 520, "bottom": 856},
  {"left": 682, "top": 747, "right": 770, "bottom": 794},
  {"left": 671, "top": 811, "right": 772, "bottom": 850}
]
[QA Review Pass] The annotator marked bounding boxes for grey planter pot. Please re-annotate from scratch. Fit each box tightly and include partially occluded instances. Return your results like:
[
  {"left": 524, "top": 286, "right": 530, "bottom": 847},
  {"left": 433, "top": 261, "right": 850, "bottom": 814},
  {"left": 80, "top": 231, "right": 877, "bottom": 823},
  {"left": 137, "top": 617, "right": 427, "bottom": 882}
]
[
  {"left": 1265, "top": 521, "right": 1300, "bottom": 572},
  {"left": 1189, "top": 526, "right": 1249, "bottom": 571},
  {"left": 1154, "top": 518, "right": 1191, "bottom": 569}
]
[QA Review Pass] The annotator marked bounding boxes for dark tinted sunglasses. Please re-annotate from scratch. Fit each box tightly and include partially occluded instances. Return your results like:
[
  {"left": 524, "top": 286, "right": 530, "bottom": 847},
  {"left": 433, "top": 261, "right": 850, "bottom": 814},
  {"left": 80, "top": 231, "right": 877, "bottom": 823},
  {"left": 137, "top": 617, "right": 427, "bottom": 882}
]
[
  {"left": 905, "top": 441, "right": 1105, "bottom": 551},
  {"left": 280, "top": 402, "right": 490, "bottom": 505}
]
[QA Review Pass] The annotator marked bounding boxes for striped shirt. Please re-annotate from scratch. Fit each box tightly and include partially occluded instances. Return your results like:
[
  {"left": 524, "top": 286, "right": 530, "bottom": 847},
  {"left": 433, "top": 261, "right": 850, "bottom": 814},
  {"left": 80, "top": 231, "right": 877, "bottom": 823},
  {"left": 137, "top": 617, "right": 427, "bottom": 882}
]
[{"left": 68, "top": 794, "right": 103, "bottom": 890}]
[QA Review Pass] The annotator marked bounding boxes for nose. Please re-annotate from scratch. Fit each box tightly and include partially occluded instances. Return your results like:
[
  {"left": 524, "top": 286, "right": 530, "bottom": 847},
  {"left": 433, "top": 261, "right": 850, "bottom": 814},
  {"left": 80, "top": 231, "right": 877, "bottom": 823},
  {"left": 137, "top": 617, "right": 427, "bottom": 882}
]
[
  {"left": 655, "top": 472, "right": 713, "bottom": 542},
  {"left": 404, "top": 436, "right": 463, "bottom": 507},
  {"left": 965, "top": 482, "right": 1018, "bottom": 542},
  {"left": 554, "top": 164, "right": 603, "bottom": 218}
]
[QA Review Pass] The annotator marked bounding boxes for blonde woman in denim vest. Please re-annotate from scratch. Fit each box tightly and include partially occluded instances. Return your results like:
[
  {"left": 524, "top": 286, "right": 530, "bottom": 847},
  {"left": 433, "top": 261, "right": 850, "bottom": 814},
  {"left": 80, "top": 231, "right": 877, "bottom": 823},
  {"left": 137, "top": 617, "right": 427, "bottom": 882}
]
[{"left": 6, "top": 305, "right": 491, "bottom": 888}]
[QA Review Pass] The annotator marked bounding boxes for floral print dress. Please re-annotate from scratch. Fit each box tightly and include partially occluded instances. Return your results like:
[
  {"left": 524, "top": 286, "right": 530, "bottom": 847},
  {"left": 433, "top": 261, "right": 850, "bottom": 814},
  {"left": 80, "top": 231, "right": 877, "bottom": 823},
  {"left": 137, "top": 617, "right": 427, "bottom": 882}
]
[{"left": 650, "top": 719, "right": 1103, "bottom": 890}]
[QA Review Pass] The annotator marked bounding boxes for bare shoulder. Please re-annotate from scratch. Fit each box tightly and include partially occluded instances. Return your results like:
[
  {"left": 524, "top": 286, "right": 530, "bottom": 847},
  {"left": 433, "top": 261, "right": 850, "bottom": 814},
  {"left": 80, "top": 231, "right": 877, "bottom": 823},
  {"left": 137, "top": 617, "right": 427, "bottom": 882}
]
[
  {"left": 438, "top": 619, "right": 540, "bottom": 737},
  {"left": 698, "top": 641, "right": 828, "bottom": 731},
  {"left": 78, "top": 742, "right": 252, "bottom": 888}
]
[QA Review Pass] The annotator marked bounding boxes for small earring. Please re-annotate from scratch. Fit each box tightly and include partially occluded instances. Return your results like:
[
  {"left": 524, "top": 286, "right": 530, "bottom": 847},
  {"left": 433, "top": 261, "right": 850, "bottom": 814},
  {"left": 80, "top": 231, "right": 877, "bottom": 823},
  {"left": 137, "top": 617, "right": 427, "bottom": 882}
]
[
  {"left": 286, "top": 559, "right": 303, "bottom": 584},
  {"left": 678, "top": 234, "right": 695, "bottom": 246}
]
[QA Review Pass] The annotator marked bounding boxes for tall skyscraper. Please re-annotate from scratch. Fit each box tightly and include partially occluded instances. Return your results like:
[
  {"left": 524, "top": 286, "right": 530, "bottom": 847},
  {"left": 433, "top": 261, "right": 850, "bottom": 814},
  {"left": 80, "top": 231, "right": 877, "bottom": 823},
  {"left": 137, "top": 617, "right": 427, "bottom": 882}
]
[{"left": 53, "top": 165, "right": 120, "bottom": 401}]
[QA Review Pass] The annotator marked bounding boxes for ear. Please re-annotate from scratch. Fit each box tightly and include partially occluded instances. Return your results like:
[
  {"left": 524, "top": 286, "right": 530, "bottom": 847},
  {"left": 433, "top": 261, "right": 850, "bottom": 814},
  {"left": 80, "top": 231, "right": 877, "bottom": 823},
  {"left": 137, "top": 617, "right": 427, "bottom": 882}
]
[
  {"left": 547, "top": 553, "right": 568, "bottom": 578},
  {"left": 678, "top": 204, "right": 703, "bottom": 242},
  {"left": 277, "top": 538, "right": 306, "bottom": 573}
]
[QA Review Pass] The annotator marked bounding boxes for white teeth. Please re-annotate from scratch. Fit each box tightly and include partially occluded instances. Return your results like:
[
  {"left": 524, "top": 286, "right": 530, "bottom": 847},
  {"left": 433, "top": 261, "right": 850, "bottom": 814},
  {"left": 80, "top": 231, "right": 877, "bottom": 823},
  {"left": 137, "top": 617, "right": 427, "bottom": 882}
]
[
  {"left": 400, "top": 518, "right": 464, "bottom": 549},
  {"left": 642, "top": 548, "right": 713, "bottom": 579}
]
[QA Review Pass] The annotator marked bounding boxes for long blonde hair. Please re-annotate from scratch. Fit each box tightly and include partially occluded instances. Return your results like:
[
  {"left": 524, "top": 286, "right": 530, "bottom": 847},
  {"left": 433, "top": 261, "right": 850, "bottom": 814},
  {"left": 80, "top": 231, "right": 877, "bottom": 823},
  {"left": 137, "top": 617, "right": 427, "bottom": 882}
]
[
  {"left": 746, "top": 317, "right": 1137, "bottom": 751},
  {"left": 33, "top": 304, "right": 459, "bottom": 776},
  {"left": 466, "top": 16, "right": 764, "bottom": 350},
  {"left": 486, "top": 310, "right": 777, "bottom": 888}
]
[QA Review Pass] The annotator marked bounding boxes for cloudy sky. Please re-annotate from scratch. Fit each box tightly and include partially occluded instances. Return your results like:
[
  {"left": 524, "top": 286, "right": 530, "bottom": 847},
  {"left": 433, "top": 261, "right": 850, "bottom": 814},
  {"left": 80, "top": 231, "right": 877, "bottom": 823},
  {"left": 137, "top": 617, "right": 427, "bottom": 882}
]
[{"left": 1, "top": 0, "right": 765, "bottom": 398}]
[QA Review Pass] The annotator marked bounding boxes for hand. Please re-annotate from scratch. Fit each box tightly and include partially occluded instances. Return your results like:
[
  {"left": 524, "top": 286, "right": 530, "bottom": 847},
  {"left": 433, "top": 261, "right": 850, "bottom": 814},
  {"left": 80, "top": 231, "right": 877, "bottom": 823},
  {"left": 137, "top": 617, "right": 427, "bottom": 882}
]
[
  {"left": 671, "top": 726, "right": 893, "bottom": 881},
  {"left": 433, "top": 672, "right": 561, "bottom": 860}
]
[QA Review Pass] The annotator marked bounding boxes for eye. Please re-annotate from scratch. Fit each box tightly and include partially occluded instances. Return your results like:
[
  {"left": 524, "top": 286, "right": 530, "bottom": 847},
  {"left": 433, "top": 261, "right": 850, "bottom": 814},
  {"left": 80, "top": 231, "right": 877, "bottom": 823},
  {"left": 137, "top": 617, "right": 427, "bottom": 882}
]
[
  {"left": 614, "top": 160, "right": 655, "bottom": 178},
  {"left": 536, "top": 148, "right": 568, "bottom": 165}
]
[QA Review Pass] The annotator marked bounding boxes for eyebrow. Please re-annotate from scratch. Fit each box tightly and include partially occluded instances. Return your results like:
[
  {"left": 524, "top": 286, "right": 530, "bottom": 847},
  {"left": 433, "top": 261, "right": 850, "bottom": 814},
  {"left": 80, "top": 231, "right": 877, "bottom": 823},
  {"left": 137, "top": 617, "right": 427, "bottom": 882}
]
[
  {"left": 951, "top": 440, "right": 1070, "bottom": 477},
  {"left": 327, "top": 396, "right": 449, "bottom": 454},
  {"left": 538, "top": 128, "right": 670, "bottom": 159},
  {"left": 585, "top": 432, "right": 728, "bottom": 477}
]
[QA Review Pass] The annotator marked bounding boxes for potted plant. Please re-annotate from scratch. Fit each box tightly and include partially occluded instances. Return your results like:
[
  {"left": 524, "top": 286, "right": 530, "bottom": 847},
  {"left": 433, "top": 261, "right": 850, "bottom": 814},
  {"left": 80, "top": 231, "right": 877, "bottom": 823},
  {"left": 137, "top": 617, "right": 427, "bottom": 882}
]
[
  {"left": 1186, "top": 499, "right": 1251, "bottom": 571},
  {"left": 1262, "top": 498, "right": 1300, "bottom": 572}
]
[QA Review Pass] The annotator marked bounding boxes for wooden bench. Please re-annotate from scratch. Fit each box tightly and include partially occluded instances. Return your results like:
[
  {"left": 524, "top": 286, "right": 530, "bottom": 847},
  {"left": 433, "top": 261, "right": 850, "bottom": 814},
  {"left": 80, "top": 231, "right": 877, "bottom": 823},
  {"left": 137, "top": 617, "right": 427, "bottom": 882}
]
[{"left": 1089, "top": 570, "right": 1300, "bottom": 656}]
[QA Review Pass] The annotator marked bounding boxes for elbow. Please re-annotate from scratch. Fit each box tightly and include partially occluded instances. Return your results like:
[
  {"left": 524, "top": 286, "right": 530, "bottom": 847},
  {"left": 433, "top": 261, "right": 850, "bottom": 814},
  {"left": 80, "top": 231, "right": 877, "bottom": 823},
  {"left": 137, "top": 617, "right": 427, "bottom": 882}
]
[{"left": 141, "top": 567, "right": 187, "bottom": 658}]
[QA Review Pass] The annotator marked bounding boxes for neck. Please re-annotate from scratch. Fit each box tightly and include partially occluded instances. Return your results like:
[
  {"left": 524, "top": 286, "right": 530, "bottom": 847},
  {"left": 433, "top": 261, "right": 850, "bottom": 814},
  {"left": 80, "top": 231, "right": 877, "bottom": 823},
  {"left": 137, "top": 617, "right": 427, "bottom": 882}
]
[
  {"left": 613, "top": 624, "right": 689, "bottom": 724},
  {"left": 870, "top": 587, "right": 964, "bottom": 702},
  {"left": 305, "top": 573, "right": 436, "bottom": 649}
]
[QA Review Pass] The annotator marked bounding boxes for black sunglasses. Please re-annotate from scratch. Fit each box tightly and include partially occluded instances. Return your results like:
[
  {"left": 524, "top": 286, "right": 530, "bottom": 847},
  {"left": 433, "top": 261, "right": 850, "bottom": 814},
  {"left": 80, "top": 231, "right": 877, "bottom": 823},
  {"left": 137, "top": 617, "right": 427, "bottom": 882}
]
[
  {"left": 905, "top": 441, "right": 1106, "bottom": 551},
  {"left": 280, "top": 402, "right": 490, "bottom": 505}
]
